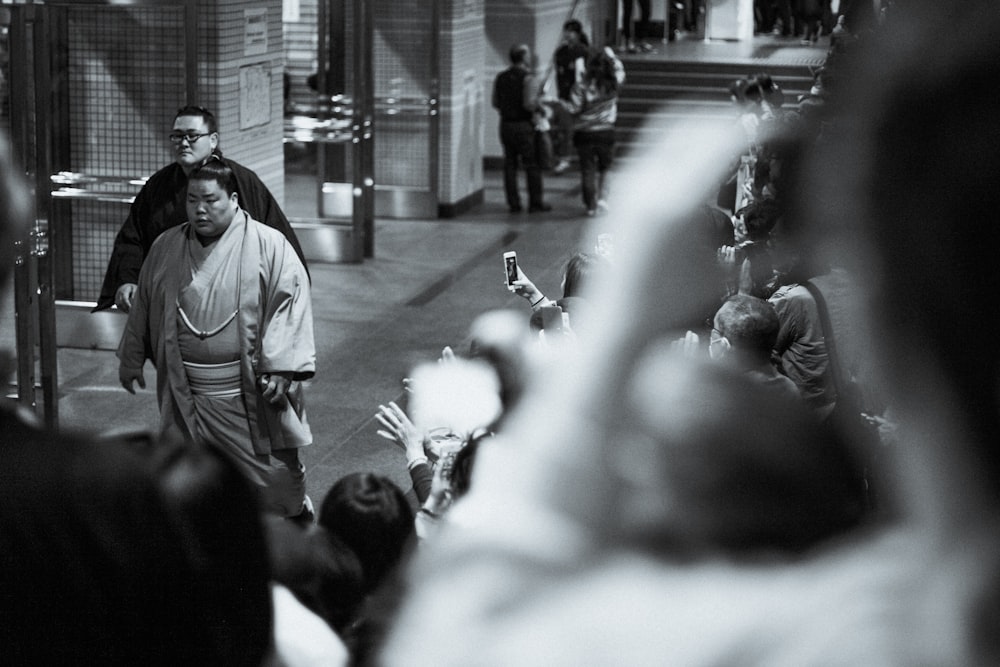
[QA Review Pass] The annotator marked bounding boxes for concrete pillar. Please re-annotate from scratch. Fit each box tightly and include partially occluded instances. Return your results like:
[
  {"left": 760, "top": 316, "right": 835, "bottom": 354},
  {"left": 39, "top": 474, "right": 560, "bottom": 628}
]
[
  {"left": 437, "top": 1, "right": 487, "bottom": 215},
  {"left": 195, "top": 0, "right": 286, "bottom": 204}
]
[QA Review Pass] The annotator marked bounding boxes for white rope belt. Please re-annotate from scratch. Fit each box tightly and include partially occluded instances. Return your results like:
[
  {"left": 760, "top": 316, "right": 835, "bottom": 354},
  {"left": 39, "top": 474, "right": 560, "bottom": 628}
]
[{"left": 184, "top": 360, "right": 242, "bottom": 397}]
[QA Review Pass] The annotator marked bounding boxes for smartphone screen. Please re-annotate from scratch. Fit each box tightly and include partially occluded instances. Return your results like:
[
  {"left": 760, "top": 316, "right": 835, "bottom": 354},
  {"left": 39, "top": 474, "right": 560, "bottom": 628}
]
[{"left": 504, "top": 253, "right": 518, "bottom": 287}]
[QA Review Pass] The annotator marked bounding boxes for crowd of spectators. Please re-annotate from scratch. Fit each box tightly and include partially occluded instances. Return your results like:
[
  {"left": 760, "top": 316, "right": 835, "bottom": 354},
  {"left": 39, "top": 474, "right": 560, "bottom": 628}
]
[{"left": 4, "top": 1, "right": 1000, "bottom": 664}]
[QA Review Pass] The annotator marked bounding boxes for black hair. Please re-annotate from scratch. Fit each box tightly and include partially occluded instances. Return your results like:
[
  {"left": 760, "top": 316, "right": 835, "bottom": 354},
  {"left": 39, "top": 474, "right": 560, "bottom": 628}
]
[
  {"left": 266, "top": 519, "right": 366, "bottom": 633},
  {"left": 563, "top": 251, "right": 605, "bottom": 298},
  {"left": 585, "top": 49, "right": 621, "bottom": 96},
  {"left": 563, "top": 19, "right": 590, "bottom": 45},
  {"left": 318, "top": 473, "right": 415, "bottom": 593},
  {"left": 188, "top": 156, "right": 238, "bottom": 196},
  {"left": 509, "top": 43, "right": 530, "bottom": 65},
  {"left": 0, "top": 432, "right": 273, "bottom": 666},
  {"left": 450, "top": 431, "right": 490, "bottom": 499},
  {"left": 736, "top": 198, "right": 782, "bottom": 243},
  {"left": 149, "top": 439, "right": 274, "bottom": 665},
  {"left": 743, "top": 73, "right": 785, "bottom": 108},
  {"left": 175, "top": 105, "right": 218, "bottom": 134}
]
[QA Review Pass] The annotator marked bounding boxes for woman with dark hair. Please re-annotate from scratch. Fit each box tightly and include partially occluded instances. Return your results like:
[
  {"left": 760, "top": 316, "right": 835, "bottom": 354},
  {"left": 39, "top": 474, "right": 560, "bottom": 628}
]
[
  {"left": 511, "top": 251, "right": 609, "bottom": 336},
  {"left": 318, "top": 473, "right": 415, "bottom": 595}
]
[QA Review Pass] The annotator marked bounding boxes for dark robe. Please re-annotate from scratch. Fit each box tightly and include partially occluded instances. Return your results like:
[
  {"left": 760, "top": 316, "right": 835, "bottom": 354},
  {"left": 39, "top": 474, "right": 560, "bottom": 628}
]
[{"left": 94, "top": 155, "right": 306, "bottom": 311}]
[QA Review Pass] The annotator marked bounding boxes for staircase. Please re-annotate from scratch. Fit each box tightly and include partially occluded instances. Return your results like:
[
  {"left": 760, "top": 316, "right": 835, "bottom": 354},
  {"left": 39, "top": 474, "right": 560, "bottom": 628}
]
[{"left": 615, "top": 51, "right": 822, "bottom": 159}]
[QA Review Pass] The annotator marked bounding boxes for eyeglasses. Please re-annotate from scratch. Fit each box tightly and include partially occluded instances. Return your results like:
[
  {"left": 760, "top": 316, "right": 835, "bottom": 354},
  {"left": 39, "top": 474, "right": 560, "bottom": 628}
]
[{"left": 169, "top": 132, "right": 210, "bottom": 145}]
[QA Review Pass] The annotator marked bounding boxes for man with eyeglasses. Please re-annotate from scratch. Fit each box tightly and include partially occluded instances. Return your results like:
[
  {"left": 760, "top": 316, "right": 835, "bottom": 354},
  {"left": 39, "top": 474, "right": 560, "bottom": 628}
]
[{"left": 94, "top": 105, "right": 306, "bottom": 313}]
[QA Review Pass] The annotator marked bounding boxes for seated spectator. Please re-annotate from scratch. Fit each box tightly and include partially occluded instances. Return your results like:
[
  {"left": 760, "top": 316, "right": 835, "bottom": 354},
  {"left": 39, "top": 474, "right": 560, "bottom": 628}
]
[
  {"left": 147, "top": 439, "right": 275, "bottom": 665},
  {"left": 414, "top": 430, "right": 489, "bottom": 541},
  {"left": 510, "top": 251, "right": 608, "bottom": 335},
  {"left": 266, "top": 517, "right": 366, "bottom": 635},
  {"left": 719, "top": 198, "right": 782, "bottom": 298},
  {"left": 768, "top": 272, "right": 837, "bottom": 418},
  {"left": 707, "top": 294, "right": 803, "bottom": 402},
  {"left": 376, "top": 312, "right": 521, "bottom": 506},
  {"left": 1, "top": 428, "right": 254, "bottom": 666},
  {"left": 317, "top": 473, "right": 419, "bottom": 667},
  {"left": 318, "top": 473, "right": 415, "bottom": 596}
]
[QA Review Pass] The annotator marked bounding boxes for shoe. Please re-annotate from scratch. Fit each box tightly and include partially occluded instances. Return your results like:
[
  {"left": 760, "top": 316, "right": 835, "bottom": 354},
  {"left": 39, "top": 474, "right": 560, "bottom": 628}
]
[
  {"left": 509, "top": 205, "right": 523, "bottom": 213},
  {"left": 552, "top": 159, "right": 570, "bottom": 175},
  {"left": 289, "top": 494, "right": 315, "bottom": 526},
  {"left": 528, "top": 204, "right": 552, "bottom": 213},
  {"left": 596, "top": 199, "right": 609, "bottom": 213},
  {"left": 586, "top": 208, "right": 597, "bottom": 217},
  {"left": 640, "top": 42, "right": 654, "bottom": 53}
]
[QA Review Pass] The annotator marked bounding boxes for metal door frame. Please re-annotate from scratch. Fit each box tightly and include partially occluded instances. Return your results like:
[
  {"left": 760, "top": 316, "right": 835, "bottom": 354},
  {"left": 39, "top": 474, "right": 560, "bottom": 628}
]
[
  {"left": 6, "top": 0, "right": 198, "bottom": 427},
  {"left": 369, "top": 0, "right": 440, "bottom": 222}
]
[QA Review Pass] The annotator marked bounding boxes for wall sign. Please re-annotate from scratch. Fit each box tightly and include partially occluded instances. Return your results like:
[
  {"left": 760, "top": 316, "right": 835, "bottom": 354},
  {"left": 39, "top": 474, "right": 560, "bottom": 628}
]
[
  {"left": 239, "top": 64, "right": 272, "bottom": 129},
  {"left": 244, "top": 7, "right": 268, "bottom": 57}
]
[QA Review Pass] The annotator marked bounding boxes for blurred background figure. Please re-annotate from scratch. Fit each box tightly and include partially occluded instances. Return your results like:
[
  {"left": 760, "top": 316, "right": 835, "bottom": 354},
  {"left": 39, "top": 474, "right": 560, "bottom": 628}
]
[
  {"left": 562, "top": 47, "right": 625, "bottom": 217},
  {"left": 551, "top": 19, "right": 591, "bottom": 175}
]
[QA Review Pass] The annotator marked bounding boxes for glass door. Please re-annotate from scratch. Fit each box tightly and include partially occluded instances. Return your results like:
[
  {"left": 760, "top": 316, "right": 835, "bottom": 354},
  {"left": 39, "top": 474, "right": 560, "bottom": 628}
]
[{"left": 283, "top": 0, "right": 372, "bottom": 259}]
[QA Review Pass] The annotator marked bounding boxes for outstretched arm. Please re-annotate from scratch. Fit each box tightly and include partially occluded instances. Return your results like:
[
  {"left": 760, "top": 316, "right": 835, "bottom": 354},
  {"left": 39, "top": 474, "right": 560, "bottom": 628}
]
[{"left": 510, "top": 266, "right": 554, "bottom": 309}]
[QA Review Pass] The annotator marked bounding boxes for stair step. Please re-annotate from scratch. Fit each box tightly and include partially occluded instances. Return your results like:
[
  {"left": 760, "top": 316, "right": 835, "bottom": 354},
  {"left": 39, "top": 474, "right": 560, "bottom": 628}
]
[{"left": 612, "top": 48, "right": 820, "bottom": 148}]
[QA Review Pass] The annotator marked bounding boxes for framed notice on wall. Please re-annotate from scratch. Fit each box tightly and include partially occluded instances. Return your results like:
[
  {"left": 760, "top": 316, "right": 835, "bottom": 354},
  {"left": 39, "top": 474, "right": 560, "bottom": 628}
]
[
  {"left": 244, "top": 7, "right": 268, "bottom": 56},
  {"left": 239, "top": 64, "right": 272, "bottom": 130}
]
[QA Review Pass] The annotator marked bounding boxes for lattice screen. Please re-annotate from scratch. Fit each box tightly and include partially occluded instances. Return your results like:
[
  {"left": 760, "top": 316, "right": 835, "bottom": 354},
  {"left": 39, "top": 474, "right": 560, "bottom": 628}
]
[{"left": 64, "top": 4, "right": 187, "bottom": 301}]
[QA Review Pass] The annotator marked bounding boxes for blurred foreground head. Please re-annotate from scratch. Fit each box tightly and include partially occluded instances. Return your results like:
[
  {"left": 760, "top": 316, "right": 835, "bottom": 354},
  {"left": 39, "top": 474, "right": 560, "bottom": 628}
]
[
  {"left": 1, "top": 434, "right": 272, "bottom": 666},
  {"left": 795, "top": 0, "right": 1000, "bottom": 517}
]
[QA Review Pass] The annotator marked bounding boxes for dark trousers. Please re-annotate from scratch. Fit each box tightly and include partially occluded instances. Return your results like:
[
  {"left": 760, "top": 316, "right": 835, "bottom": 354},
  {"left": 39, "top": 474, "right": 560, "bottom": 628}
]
[
  {"left": 500, "top": 120, "right": 544, "bottom": 210},
  {"left": 551, "top": 104, "right": 574, "bottom": 160},
  {"left": 574, "top": 129, "right": 615, "bottom": 210},
  {"left": 622, "top": 0, "right": 652, "bottom": 41}
]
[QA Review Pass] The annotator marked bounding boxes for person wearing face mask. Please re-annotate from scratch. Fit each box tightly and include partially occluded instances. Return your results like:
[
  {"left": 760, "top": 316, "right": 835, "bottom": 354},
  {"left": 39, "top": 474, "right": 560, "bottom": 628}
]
[
  {"left": 117, "top": 158, "right": 315, "bottom": 521},
  {"left": 95, "top": 105, "right": 306, "bottom": 313}
]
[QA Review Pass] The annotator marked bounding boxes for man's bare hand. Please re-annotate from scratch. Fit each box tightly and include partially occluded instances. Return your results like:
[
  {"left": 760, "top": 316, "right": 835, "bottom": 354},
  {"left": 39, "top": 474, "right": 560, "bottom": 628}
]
[
  {"left": 115, "top": 283, "right": 138, "bottom": 312},
  {"left": 119, "top": 366, "right": 146, "bottom": 394},
  {"left": 258, "top": 373, "right": 292, "bottom": 405}
]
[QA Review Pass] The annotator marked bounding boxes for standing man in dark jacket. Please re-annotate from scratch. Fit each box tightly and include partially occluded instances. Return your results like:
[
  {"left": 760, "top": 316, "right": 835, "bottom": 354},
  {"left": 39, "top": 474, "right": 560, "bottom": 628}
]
[
  {"left": 492, "top": 44, "right": 551, "bottom": 214},
  {"left": 95, "top": 105, "right": 306, "bottom": 313}
]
